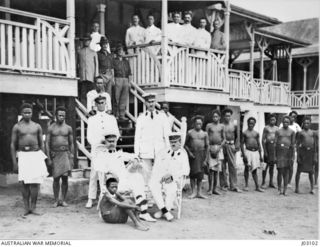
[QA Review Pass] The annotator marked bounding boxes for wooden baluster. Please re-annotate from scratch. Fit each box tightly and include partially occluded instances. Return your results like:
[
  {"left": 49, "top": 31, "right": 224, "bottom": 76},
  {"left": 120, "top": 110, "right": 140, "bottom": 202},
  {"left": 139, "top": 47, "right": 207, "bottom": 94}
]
[
  {"left": 134, "top": 88, "right": 138, "bottom": 119},
  {"left": 60, "top": 40, "right": 66, "bottom": 72},
  {"left": 53, "top": 23, "right": 59, "bottom": 71},
  {"left": 35, "top": 18, "right": 41, "bottom": 69},
  {"left": 14, "top": 26, "right": 20, "bottom": 67},
  {"left": 42, "top": 23, "right": 47, "bottom": 69},
  {"left": 150, "top": 54, "right": 154, "bottom": 84},
  {"left": 7, "top": 25, "right": 13, "bottom": 66},
  {"left": 81, "top": 119, "right": 84, "bottom": 146},
  {"left": 141, "top": 49, "right": 145, "bottom": 85},
  {"left": 48, "top": 28, "right": 52, "bottom": 71},
  {"left": 21, "top": 27, "right": 27, "bottom": 68},
  {"left": 0, "top": 24, "right": 6, "bottom": 65},
  {"left": 137, "top": 50, "right": 141, "bottom": 85},
  {"left": 28, "top": 29, "right": 35, "bottom": 68}
]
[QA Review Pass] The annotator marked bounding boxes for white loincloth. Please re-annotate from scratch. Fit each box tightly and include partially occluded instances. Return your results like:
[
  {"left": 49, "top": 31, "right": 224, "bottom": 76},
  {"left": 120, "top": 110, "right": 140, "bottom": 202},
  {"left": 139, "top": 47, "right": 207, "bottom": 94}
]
[
  {"left": 207, "top": 148, "right": 224, "bottom": 172},
  {"left": 245, "top": 149, "right": 260, "bottom": 171},
  {"left": 18, "top": 150, "right": 48, "bottom": 184}
]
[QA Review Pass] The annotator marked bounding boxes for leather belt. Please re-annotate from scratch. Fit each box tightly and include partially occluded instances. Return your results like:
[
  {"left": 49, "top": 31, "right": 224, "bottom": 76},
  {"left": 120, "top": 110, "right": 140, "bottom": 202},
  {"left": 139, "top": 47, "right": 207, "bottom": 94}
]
[
  {"left": 18, "top": 145, "right": 40, "bottom": 152},
  {"left": 51, "top": 146, "right": 69, "bottom": 152}
]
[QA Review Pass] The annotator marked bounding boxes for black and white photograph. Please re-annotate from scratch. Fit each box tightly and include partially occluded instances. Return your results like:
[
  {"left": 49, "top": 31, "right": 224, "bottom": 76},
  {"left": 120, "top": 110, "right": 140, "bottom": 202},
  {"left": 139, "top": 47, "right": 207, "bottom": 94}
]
[{"left": 0, "top": 0, "right": 318, "bottom": 242}]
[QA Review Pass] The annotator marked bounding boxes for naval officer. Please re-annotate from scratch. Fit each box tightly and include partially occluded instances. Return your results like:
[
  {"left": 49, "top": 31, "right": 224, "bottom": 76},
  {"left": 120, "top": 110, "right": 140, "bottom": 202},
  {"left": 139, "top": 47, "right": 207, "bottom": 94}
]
[
  {"left": 134, "top": 93, "right": 170, "bottom": 187},
  {"left": 149, "top": 133, "right": 190, "bottom": 221},
  {"left": 85, "top": 95, "right": 120, "bottom": 208}
]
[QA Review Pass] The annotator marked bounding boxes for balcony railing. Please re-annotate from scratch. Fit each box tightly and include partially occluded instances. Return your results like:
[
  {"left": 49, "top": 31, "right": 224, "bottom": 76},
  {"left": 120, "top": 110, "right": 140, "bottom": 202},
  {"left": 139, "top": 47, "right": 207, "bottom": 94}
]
[
  {"left": 0, "top": 7, "right": 75, "bottom": 77},
  {"left": 291, "top": 90, "right": 319, "bottom": 109},
  {"left": 125, "top": 42, "right": 227, "bottom": 91}
]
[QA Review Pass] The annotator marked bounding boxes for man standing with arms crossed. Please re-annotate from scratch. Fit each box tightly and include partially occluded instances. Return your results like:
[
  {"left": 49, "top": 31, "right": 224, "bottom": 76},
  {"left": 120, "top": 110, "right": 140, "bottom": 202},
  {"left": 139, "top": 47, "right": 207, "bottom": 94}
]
[
  {"left": 85, "top": 96, "right": 120, "bottom": 208},
  {"left": 46, "top": 107, "right": 74, "bottom": 207},
  {"left": 11, "top": 103, "right": 48, "bottom": 216}
]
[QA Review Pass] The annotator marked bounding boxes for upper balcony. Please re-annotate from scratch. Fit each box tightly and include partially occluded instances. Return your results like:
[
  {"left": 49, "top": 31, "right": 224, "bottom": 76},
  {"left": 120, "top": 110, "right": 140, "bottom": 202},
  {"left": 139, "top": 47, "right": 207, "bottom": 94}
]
[
  {"left": 0, "top": 6, "right": 77, "bottom": 97},
  {"left": 125, "top": 43, "right": 291, "bottom": 107}
]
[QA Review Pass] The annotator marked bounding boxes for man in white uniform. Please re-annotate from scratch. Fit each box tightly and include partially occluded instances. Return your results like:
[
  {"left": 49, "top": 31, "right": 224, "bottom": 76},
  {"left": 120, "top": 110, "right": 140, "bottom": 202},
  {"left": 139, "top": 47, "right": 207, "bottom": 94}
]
[
  {"left": 149, "top": 133, "right": 190, "bottom": 221},
  {"left": 144, "top": 14, "right": 161, "bottom": 54},
  {"left": 86, "top": 76, "right": 112, "bottom": 114},
  {"left": 90, "top": 22, "right": 110, "bottom": 53},
  {"left": 134, "top": 93, "right": 170, "bottom": 187},
  {"left": 194, "top": 18, "right": 211, "bottom": 52},
  {"left": 85, "top": 96, "right": 120, "bottom": 208},
  {"left": 125, "top": 14, "right": 145, "bottom": 54},
  {"left": 94, "top": 130, "right": 156, "bottom": 222},
  {"left": 167, "top": 12, "right": 183, "bottom": 44},
  {"left": 180, "top": 11, "right": 197, "bottom": 46}
]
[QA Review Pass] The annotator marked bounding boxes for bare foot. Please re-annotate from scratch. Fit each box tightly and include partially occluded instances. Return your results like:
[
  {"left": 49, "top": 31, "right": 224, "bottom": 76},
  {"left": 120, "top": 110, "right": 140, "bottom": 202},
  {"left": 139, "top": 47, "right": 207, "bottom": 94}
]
[
  {"left": 221, "top": 187, "right": 228, "bottom": 192},
  {"left": 30, "top": 210, "right": 43, "bottom": 216},
  {"left": 207, "top": 191, "right": 212, "bottom": 195},
  {"left": 21, "top": 210, "right": 30, "bottom": 218},
  {"left": 231, "top": 188, "right": 242, "bottom": 193},
  {"left": 61, "top": 201, "right": 68, "bottom": 207},
  {"left": 310, "top": 190, "right": 315, "bottom": 195},
  {"left": 295, "top": 189, "right": 300, "bottom": 194},
  {"left": 53, "top": 202, "right": 59, "bottom": 207},
  {"left": 188, "top": 193, "right": 197, "bottom": 199},
  {"left": 278, "top": 191, "right": 282, "bottom": 195},
  {"left": 255, "top": 188, "right": 264, "bottom": 192},
  {"left": 283, "top": 191, "right": 288, "bottom": 196},
  {"left": 261, "top": 184, "right": 267, "bottom": 189},
  {"left": 243, "top": 186, "right": 249, "bottom": 192},
  {"left": 134, "top": 224, "right": 149, "bottom": 231},
  {"left": 269, "top": 183, "right": 276, "bottom": 188},
  {"left": 197, "top": 193, "right": 207, "bottom": 199},
  {"left": 212, "top": 190, "right": 221, "bottom": 195}
]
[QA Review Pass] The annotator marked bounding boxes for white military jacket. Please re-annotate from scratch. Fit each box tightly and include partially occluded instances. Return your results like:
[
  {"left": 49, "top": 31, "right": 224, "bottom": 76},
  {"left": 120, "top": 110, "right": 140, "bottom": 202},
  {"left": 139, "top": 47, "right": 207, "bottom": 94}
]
[
  {"left": 151, "top": 147, "right": 190, "bottom": 183},
  {"left": 87, "top": 111, "right": 120, "bottom": 147},
  {"left": 134, "top": 110, "right": 170, "bottom": 159}
]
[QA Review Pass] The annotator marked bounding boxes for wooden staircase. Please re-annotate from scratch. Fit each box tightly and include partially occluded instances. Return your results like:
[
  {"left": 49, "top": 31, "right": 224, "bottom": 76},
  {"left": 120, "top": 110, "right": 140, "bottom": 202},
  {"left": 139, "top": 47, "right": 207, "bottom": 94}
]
[{"left": 75, "top": 82, "right": 187, "bottom": 164}]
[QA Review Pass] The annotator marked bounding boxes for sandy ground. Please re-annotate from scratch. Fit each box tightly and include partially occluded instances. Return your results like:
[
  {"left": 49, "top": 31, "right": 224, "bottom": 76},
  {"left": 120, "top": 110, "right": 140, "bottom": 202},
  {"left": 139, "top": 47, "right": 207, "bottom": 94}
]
[{"left": 0, "top": 172, "right": 318, "bottom": 240}]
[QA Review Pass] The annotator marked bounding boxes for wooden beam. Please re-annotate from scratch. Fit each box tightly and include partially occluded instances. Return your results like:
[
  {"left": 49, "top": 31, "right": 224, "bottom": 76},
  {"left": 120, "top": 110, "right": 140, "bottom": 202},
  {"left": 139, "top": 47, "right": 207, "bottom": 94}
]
[
  {"left": 256, "top": 36, "right": 269, "bottom": 81},
  {"left": 224, "top": 0, "right": 230, "bottom": 69},
  {"left": 243, "top": 21, "right": 255, "bottom": 75},
  {"left": 161, "top": 0, "right": 169, "bottom": 87}
]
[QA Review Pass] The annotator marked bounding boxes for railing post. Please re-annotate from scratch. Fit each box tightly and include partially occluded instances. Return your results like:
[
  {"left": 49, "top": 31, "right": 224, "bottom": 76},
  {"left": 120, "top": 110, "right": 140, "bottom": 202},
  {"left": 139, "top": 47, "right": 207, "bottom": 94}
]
[
  {"left": 161, "top": 0, "right": 169, "bottom": 87},
  {"left": 66, "top": 0, "right": 76, "bottom": 77},
  {"left": 224, "top": 1, "right": 230, "bottom": 91}
]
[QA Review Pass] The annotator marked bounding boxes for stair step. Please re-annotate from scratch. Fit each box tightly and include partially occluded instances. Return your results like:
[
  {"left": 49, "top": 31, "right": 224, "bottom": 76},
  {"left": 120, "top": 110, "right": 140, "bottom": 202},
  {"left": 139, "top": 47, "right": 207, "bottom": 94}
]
[
  {"left": 119, "top": 135, "right": 134, "bottom": 139},
  {"left": 117, "top": 144, "right": 134, "bottom": 148}
]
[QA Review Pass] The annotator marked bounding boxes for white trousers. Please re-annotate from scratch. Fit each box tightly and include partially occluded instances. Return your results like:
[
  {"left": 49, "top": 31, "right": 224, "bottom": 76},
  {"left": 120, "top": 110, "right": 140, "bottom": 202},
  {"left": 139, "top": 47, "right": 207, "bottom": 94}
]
[
  {"left": 150, "top": 180, "right": 177, "bottom": 210},
  {"left": 88, "top": 168, "right": 106, "bottom": 200},
  {"left": 141, "top": 159, "right": 154, "bottom": 186}
]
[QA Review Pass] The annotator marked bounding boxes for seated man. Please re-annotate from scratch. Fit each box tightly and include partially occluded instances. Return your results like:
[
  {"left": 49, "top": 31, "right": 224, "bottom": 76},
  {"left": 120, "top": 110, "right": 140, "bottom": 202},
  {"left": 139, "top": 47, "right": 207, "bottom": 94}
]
[
  {"left": 149, "top": 133, "right": 190, "bottom": 221},
  {"left": 94, "top": 130, "right": 156, "bottom": 222},
  {"left": 99, "top": 174, "right": 149, "bottom": 231}
]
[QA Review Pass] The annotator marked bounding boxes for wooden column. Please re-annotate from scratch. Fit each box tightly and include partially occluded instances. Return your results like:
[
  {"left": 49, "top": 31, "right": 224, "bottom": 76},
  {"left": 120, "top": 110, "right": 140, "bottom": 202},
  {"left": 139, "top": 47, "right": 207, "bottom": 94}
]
[
  {"left": 67, "top": 0, "right": 76, "bottom": 77},
  {"left": 4, "top": 0, "right": 10, "bottom": 20},
  {"left": 297, "top": 57, "right": 314, "bottom": 93},
  {"left": 256, "top": 37, "right": 268, "bottom": 82},
  {"left": 224, "top": 1, "right": 230, "bottom": 69},
  {"left": 97, "top": 4, "right": 106, "bottom": 36},
  {"left": 161, "top": 0, "right": 169, "bottom": 87},
  {"left": 284, "top": 45, "right": 292, "bottom": 88},
  {"left": 244, "top": 21, "right": 255, "bottom": 75}
]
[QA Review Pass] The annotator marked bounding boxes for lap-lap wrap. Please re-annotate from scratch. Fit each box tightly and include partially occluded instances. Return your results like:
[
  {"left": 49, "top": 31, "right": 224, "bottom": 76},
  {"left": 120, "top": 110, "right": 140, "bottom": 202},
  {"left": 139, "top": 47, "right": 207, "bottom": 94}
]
[
  {"left": 50, "top": 146, "right": 72, "bottom": 178},
  {"left": 276, "top": 144, "right": 292, "bottom": 169},
  {"left": 18, "top": 150, "right": 48, "bottom": 184},
  {"left": 245, "top": 149, "right": 260, "bottom": 171}
]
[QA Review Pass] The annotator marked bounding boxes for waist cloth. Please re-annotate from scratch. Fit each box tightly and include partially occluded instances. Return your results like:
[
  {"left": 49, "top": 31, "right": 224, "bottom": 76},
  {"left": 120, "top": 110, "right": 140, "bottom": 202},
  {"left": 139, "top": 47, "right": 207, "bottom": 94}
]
[
  {"left": 297, "top": 146, "right": 315, "bottom": 173},
  {"left": 50, "top": 146, "right": 73, "bottom": 178},
  {"left": 206, "top": 145, "right": 224, "bottom": 171},
  {"left": 276, "top": 144, "right": 293, "bottom": 169},
  {"left": 244, "top": 149, "right": 260, "bottom": 171},
  {"left": 18, "top": 150, "right": 48, "bottom": 184},
  {"left": 189, "top": 148, "right": 206, "bottom": 179},
  {"left": 265, "top": 141, "right": 276, "bottom": 163}
]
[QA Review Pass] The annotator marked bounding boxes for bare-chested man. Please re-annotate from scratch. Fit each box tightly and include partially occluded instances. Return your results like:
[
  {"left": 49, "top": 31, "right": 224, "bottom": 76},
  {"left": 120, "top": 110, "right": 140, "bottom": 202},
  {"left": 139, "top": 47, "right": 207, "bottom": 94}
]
[
  {"left": 220, "top": 108, "right": 241, "bottom": 192},
  {"left": 295, "top": 117, "right": 317, "bottom": 194},
  {"left": 205, "top": 110, "right": 225, "bottom": 195},
  {"left": 275, "top": 116, "right": 295, "bottom": 196},
  {"left": 46, "top": 107, "right": 74, "bottom": 207},
  {"left": 185, "top": 115, "right": 208, "bottom": 199},
  {"left": 241, "top": 117, "right": 264, "bottom": 192},
  {"left": 261, "top": 114, "right": 278, "bottom": 189},
  {"left": 10, "top": 103, "right": 48, "bottom": 217}
]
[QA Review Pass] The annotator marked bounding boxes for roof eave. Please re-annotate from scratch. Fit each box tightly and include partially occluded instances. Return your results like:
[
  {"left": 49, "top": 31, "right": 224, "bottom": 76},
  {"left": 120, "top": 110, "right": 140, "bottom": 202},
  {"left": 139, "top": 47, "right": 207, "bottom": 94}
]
[{"left": 255, "top": 30, "right": 311, "bottom": 47}]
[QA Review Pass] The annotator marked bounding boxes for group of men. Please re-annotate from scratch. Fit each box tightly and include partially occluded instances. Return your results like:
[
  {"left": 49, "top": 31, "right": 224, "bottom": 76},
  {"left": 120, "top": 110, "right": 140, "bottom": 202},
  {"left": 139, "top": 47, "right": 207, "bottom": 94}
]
[
  {"left": 85, "top": 92, "right": 189, "bottom": 230},
  {"left": 125, "top": 11, "right": 225, "bottom": 51},
  {"left": 78, "top": 22, "right": 132, "bottom": 120},
  {"left": 10, "top": 94, "right": 318, "bottom": 230},
  {"left": 183, "top": 109, "right": 318, "bottom": 198}
]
